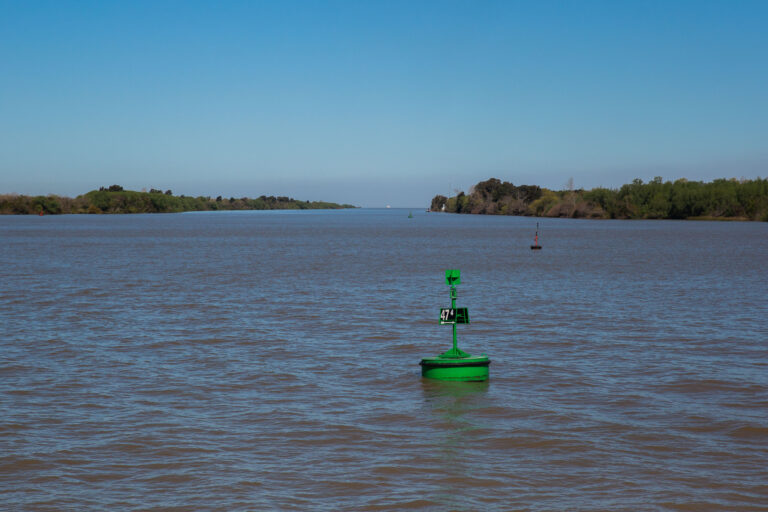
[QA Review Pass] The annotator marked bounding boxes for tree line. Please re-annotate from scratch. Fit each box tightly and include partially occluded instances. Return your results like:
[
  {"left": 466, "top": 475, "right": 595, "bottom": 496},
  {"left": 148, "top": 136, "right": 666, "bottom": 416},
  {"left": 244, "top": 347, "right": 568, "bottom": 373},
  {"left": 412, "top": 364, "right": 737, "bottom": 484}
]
[
  {"left": 0, "top": 186, "right": 356, "bottom": 214},
  {"left": 430, "top": 177, "right": 768, "bottom": 221}
]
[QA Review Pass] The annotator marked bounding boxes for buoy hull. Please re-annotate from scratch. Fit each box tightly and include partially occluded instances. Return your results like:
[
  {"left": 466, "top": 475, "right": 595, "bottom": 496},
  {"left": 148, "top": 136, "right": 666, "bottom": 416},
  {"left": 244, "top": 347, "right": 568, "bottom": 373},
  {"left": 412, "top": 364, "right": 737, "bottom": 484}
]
[{"left": 420, "top": 355, "right": 490, "bottom": 381}]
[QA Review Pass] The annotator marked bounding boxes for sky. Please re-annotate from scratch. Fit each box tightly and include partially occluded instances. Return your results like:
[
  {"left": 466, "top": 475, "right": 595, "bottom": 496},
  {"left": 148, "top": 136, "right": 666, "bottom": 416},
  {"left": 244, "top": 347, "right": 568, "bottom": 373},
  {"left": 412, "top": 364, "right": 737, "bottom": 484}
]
[{"left": 1, "top": 0, "right": 767, "bottom": 207}]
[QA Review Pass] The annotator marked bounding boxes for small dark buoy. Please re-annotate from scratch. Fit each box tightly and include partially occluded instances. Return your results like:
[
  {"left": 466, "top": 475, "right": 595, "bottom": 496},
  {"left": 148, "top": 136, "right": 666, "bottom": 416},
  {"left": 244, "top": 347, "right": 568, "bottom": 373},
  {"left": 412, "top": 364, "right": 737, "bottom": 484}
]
[{"left": 530, "top": 222, "right": 541, "bottom": 250}]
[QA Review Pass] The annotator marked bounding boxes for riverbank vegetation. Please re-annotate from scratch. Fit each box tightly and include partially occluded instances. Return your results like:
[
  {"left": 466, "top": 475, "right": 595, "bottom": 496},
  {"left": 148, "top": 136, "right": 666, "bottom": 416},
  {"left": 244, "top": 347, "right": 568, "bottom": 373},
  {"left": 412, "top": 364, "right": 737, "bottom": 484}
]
[
  {"left": 0, "top": 185, "right": 356, "bottom": 214},
  {"left": 430, "top": 177, "right": 768, "bottom": 221}
]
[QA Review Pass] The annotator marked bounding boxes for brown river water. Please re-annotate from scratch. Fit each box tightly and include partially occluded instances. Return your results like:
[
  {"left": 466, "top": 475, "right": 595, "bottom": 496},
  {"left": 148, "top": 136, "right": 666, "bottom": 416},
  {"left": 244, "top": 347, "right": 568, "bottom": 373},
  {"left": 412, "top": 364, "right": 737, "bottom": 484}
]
[{"left": 1, "top": 209, "right": 767, "bottom": 511}]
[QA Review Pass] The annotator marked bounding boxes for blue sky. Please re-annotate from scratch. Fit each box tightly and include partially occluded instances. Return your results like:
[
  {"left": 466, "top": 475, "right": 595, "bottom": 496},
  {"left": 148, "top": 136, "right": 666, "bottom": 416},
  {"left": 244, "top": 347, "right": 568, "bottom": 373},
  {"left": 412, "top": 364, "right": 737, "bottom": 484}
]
[{"left": 1, "top": 0, "right": 767, "bottom": 207}]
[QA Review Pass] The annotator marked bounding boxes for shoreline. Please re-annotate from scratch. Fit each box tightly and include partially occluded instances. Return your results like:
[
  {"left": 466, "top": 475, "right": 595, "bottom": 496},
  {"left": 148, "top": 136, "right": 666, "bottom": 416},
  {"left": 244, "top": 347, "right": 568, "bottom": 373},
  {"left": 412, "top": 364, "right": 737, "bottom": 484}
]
[
  {"left": 430, "top": 177, "right": 768, "bottom": 222},
  {"left": 427, "top": 210, "right": 757, "bottom": 222},
  {"left": 0, "top": 188, "right": 356, "bottom": 215}
]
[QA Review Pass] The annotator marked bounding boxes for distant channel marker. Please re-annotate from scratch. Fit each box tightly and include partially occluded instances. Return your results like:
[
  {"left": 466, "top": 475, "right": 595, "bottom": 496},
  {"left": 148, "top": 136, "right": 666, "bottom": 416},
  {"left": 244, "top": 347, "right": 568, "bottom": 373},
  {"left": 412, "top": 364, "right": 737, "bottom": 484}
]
[{"left": 531, "top": 222, "right": 542, "bottom": 250}]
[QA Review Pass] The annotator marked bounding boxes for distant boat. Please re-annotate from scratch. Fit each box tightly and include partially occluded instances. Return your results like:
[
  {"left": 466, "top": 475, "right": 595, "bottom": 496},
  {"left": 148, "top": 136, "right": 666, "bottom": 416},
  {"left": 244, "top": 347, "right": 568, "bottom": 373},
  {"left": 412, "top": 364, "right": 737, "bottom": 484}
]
[
  {"left": 530, "top": 222, "right": 542, "bottom": 250},
  {"left": 386, "top": 205, "right": 391, "bottom": 209}
]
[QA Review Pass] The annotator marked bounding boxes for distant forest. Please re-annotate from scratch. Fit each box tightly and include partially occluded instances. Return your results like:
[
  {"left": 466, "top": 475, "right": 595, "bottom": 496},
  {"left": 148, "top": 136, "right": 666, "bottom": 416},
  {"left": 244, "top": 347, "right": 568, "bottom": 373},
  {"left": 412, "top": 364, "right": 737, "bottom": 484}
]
[
  {"left": 430, "top": 177, "right": 768, "bottom": 221},
  {"left": 0, "top": 185, "right": 356, "bottom": 214}
]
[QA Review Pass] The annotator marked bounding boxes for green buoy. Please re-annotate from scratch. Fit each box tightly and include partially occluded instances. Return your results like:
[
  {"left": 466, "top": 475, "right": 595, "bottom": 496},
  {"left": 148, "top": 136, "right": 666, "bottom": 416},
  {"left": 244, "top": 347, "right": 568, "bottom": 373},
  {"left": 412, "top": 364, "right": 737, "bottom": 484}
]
[{"left": 420, "top": 269, "right": 490, "bottom": 381}]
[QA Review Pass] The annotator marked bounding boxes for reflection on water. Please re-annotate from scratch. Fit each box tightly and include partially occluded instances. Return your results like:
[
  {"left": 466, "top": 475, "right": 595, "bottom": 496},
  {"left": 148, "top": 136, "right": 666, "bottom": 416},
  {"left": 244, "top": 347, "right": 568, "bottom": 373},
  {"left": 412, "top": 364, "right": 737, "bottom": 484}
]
[
  {"left": 420, "top": 379, "right": 491, "bottom": 512},
  {"left": 422, "top": 379, "right": 490, "bottom": 420},
  {"left": 422, "top": 379, "right": 490, "bottom": 443}
]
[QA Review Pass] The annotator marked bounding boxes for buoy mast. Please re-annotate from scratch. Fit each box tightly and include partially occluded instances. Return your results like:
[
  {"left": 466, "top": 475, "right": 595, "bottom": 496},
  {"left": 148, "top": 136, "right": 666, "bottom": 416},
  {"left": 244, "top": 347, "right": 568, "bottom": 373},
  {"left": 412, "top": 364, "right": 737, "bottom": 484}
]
[{"left": 444, "top": 272, "right": 469, "bottom": 357}]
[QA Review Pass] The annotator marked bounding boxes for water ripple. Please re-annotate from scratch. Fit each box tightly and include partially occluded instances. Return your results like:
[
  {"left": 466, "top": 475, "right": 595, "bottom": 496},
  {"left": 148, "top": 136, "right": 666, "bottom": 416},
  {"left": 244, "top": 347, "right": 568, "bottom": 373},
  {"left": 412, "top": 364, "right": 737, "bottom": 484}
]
[{"left": 1, "top": 211, "right": 767, "bottom": 510}]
